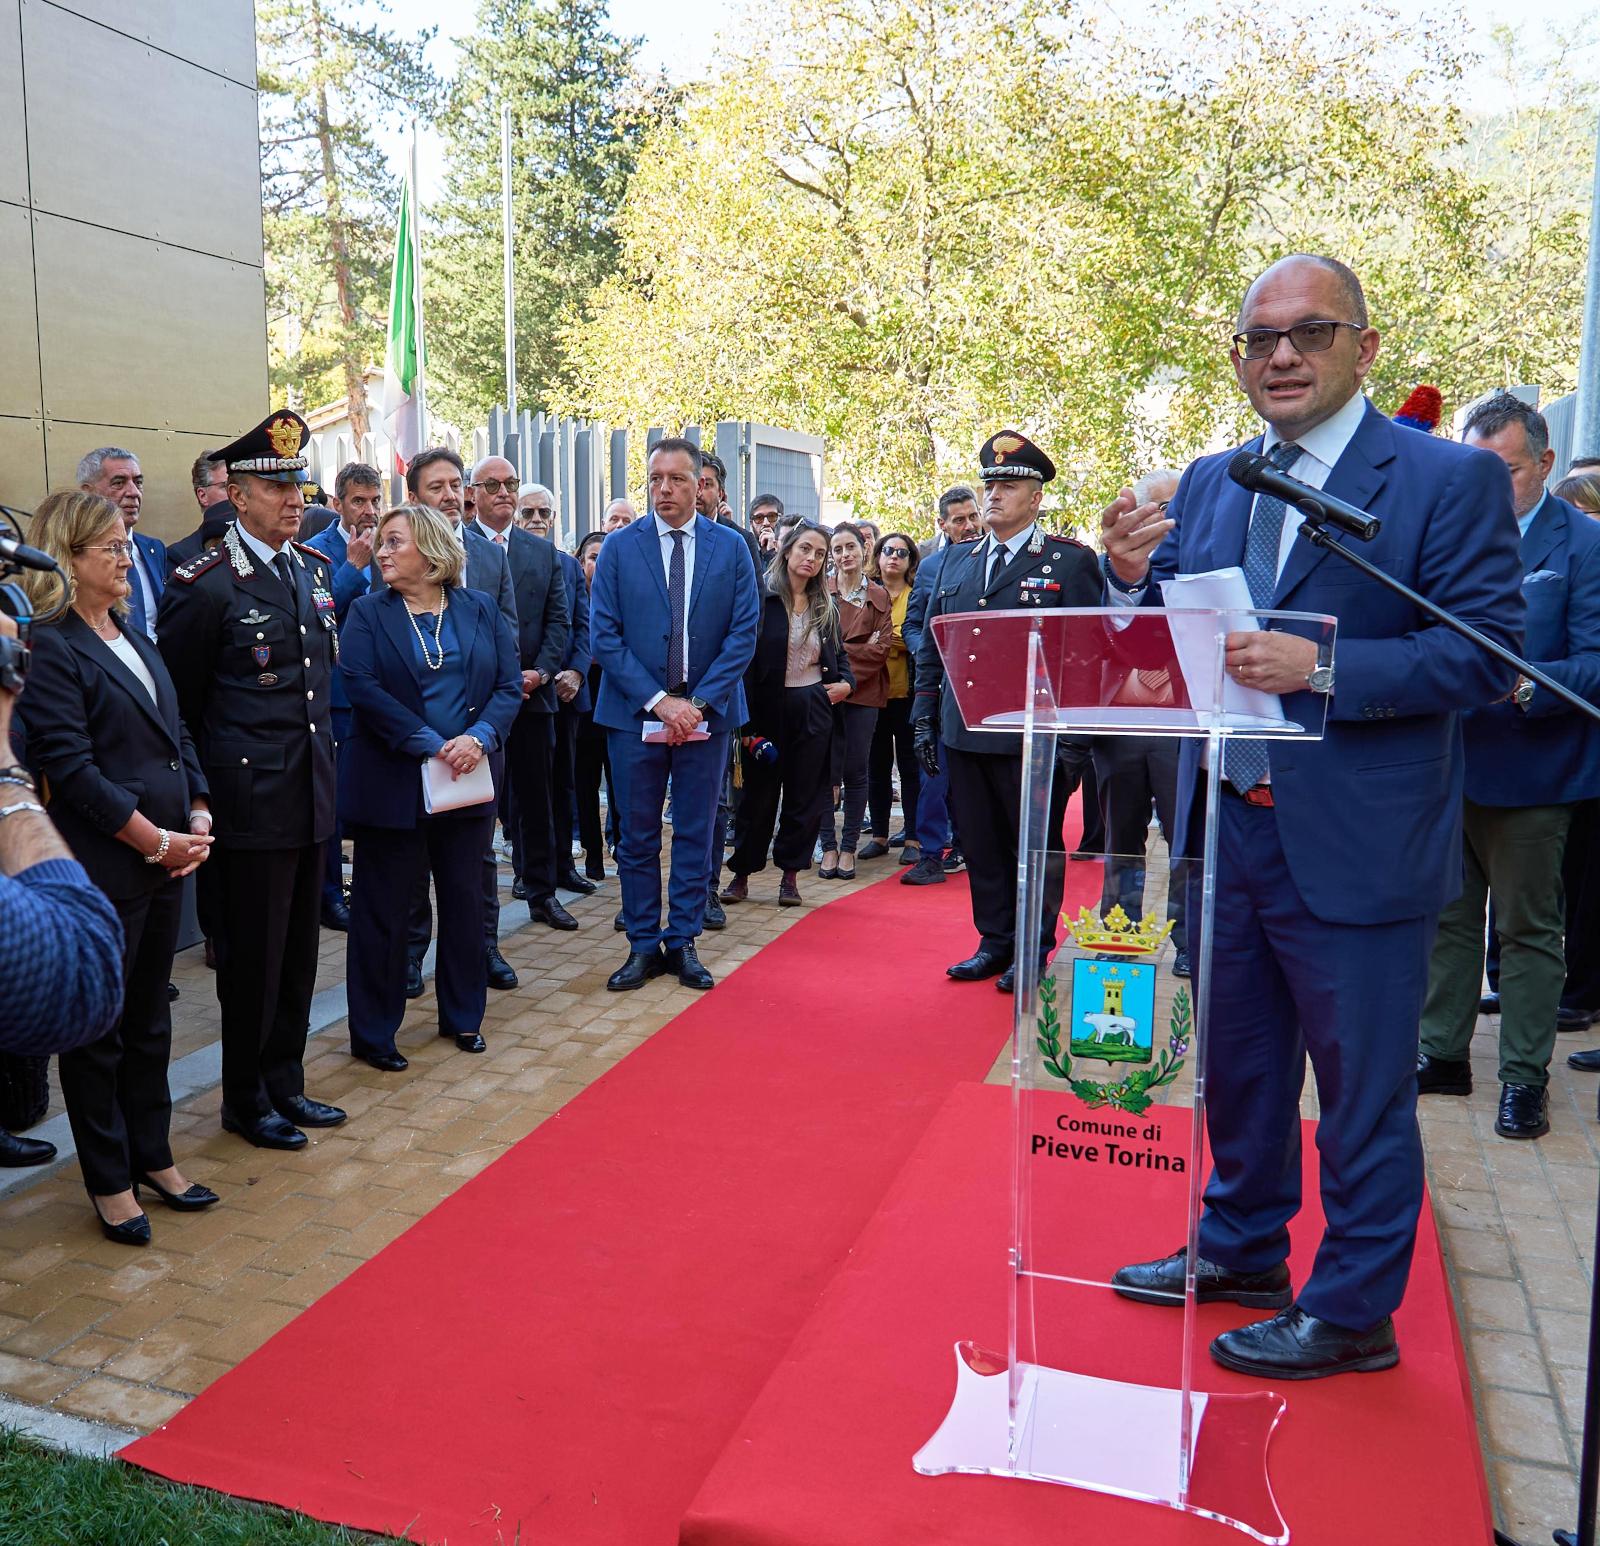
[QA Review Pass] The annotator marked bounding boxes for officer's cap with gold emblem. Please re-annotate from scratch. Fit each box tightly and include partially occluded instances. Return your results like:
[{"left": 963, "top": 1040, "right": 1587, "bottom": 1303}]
[
  {"left": 216, "top": 410, "right": 311, "bottom": 484},
  {"left": 979, "top": 429, "right": 1055, "bottom": 484}
]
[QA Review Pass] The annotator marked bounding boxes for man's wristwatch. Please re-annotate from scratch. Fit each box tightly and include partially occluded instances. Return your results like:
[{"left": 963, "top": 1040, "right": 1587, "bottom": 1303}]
[
  {"left": 1514, "top": 677, "right": 1535, "bottom": 710},
  {"left": 463, "top": 734, "right": 486, "bottom": 755},
  {"left": 690, "top": 696, "right": 709, "bottom": 712},
  {"left": 1306, "top": 664, "right": 1335, "bottom": 694}
]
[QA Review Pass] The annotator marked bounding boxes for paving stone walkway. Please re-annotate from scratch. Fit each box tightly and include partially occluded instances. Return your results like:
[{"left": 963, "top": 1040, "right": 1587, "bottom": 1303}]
[{"left": 0, "top": 843, "right": 1594, "bottom": 1544}]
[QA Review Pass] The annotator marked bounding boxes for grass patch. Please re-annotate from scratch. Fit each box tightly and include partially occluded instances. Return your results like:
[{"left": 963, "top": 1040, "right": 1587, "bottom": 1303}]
[{"left": 0, "top": 1427, "right": 400, "bottom": 1545}]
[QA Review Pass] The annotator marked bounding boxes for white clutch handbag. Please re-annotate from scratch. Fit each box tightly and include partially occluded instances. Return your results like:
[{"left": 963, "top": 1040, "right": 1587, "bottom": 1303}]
[{"left": 421, "top": 754, "right": 495, "bottom": 814}]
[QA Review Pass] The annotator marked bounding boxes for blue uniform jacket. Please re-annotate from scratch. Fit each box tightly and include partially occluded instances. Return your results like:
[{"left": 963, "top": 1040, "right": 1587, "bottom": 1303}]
[
  {"left": 589, "top": 514, "right": 759, "bottom": 734},
  {"left": 1462, "top": 492, "right": 1600, "bottom": 806},
  {"left": 1149, "top": 402, "right": 1525, "bottom": 925}
]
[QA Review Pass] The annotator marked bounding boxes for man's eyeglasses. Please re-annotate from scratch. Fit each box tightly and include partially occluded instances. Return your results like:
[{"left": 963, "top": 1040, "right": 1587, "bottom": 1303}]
[
  {"left": 519, "top": 505, "right": 552, "bottom": 518},
  {"left": 473, "top": 478, "right": 520, "bottom": 495},
  {"left": 78, "top": 541, "right": 133, "bottom": 558},
  {"left": 1231, "top": 321, "right": 1362, "bottom": 360}
]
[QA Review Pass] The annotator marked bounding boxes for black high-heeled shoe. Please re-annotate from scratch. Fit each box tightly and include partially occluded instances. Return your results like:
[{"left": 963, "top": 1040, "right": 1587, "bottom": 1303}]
[
  {"left": 134, "top": 1174, "right": 220, "bottom": 1211},
  {"left": 90, "top": 1195, "right": 151, "bottom": 1246}
]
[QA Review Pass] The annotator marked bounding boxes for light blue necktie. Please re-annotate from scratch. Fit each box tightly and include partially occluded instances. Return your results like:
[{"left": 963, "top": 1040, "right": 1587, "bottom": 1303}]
[
  {"left": 125, "top": 555, "right": 149, "bottom": 637},
  {"left": 1223, "top": 441, "right": 1303, "bottom": 793}
]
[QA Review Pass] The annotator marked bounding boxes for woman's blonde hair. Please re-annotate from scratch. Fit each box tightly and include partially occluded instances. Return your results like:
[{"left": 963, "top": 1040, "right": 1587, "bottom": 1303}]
[
  {"left": 23, "top": 491, "right": 125, "bottom": 619},
  {"left": 379, "top": 503, "right": 465, "bottom": 589},
  {"left": 1555, "top": 471, "right": 1600, "bottom": 517}
]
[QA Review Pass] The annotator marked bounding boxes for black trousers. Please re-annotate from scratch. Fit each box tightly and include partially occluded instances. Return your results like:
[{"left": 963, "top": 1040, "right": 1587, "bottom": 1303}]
[
  {"left": 946, "top": 746, "right": 1070, "bottom": 959},
  {"left": 574, "top": 709, "right": 612, "bottom": 870},
  {"left": 867, "top": 694, "right": 920, "bottom": 839},
  {"left": 351, "top": 813, "right": 495, "bottom": 1053},
  {"left": 1093, "top": 735, "right": 1189, "bottom": 952},
  {"left": 509, "top": 709, "right": 557, "bottom": 902},
  {"left": 1563, "top": 798, "right": 1600, "bottom": 1013},
  {"left": 550, "top": 704, "right": 580, "bottom": 876},
  {"left": 213, "top": 843, "right": 319, "bottom": 1118},
  {"left": 59, "top": 881, "right": 183, "bottom": 1195},
  {"left": 730, "top": 683, "right": 835, "bottom": 875}
]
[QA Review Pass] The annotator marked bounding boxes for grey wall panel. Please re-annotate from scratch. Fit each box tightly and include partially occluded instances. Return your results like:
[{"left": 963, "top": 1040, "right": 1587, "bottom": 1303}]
[
  {"left": 24, "top": 0, "right": 262, "bottom": 262},
  {"left": 42, "top": 420, "right": 226, "bottom": 543},
  {"left": 0, "top": 204, "right": 40, "bottom": 419},
  {"left": 0, "top": 414, "right": 48, "bottom": 513},
  {"left": 42, "top": 0, "right": 256, "bottom": 87},
  {"left": 0, "top": 0, "right": 26, "bottom": 207},
  {"left": 33, "top": 210, "right": 266, "bottom": 433}
]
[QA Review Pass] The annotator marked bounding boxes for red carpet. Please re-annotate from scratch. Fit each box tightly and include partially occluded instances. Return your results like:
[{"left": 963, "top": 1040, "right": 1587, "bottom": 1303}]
[
  {"left": 123, "top": 850, "right": 1106, "bottom": 1544},
  {"left": 681, "top": 1083, "right": 1490, "bottom": 1546}
]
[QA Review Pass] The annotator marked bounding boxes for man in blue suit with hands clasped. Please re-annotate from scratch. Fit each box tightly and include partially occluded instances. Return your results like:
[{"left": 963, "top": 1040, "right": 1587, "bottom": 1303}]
[
  {"left": 1100, "top": 254, "right": 1523, "bottom": 1380},
  {"left": 590, "top": 438, "right": 759, "bottom": 992}
]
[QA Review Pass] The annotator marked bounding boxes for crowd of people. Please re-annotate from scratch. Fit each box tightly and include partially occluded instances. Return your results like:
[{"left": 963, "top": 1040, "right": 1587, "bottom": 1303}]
[{"left": 3, "top": 251, "right": 1600, "bottom": 1396}]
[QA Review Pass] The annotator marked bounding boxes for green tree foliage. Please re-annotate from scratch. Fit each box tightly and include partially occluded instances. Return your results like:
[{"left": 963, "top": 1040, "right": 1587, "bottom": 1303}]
[
  {"left": 556, "top": 0, "right": 1595, "bottom": 529},
  {"left": 425, "top": 0, "right": 655, "bottom": 429},
  {"left": 259, "top": 0, "right": 437, "bottom": 431}
]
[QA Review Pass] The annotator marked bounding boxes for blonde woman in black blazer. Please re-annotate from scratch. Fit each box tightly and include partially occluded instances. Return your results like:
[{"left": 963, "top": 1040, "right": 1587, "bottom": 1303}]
[{"left": 21, "top": 492, "right": 219, "bottom": 1247}]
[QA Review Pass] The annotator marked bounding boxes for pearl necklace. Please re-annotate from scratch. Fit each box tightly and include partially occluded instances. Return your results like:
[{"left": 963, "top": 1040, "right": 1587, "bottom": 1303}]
[{"left": 404, "top": 591, "right": 448, "bottom": 671}]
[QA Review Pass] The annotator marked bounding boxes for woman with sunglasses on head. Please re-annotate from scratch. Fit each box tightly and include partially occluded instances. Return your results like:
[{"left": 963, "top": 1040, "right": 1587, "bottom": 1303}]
[
  {"left": 19, "top": 492, "right": 218, "bottom": 1245},
  {"left": 722, "top": 522, "right": 853, "bottom": 907},
  {"left": 818, "top": 523, "right": 890, "bottom": 879},
  {"left": 859, "top": 531, "right": 922, "bottom": 863}
]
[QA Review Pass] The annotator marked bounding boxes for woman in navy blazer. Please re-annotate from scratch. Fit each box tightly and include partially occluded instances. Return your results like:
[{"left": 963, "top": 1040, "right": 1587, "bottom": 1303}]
[
  {"left": 20, "top": 492, "right": 219, "bottom": 1246},
  {"left": 338, "top": 503, "right": 521, "bottom": 1067}
]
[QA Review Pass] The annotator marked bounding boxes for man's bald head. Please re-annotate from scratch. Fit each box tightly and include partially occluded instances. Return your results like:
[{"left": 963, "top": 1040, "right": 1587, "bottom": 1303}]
[{"left": 1238, "top": 254, "right": 1368, "bottom": 331}]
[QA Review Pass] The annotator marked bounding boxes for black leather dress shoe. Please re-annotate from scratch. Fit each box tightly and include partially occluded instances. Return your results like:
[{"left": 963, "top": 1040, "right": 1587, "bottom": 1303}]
[
  {"left": 452, "top": 1031, "right": 487, "bottom": 1053},
  {"left": 1496, "top": 1082, "right": 1550, "bottom": 1139},
  {"left": 1112, "top": 1246, "right": 1293, "bottom": 1309},
  {"left": 135, "top": 1174, "right": 220, "bottom": 1210},
  {"left": 167, "top": 980, "right": 180, "bottom": 1001},
  {"left": 559, "top": 868, "right": 598, "bottom": 895},
  {"left": 1416, "top": 1051, "right": 1472, "bottom": 1096},
  {"left": 585, "top": 857, "right": 607, "bottom": 881},
  {"left": 320, "top": 895, "right": 351, "bottom": 932},
  {"left": 354, "top": 1050, "right": 409, "bottom": 1073},
  {"left": 1480, "top": 991, "right": 1500, "bottom": 1014},
  {"left": 221, "top": 1108, "right": 307, "bottom": 1150},
  {"left": 1172, "top": 949, "right": 1191, "bottom": 979},
  {"left": 947, "top": 949, "right": 1011, "bottom": 982},
  {"left": 1210, "top": 1304, "right": 1398, "bottom": 1380},
  {"left": 275, "top": 1095, "right": 347, "bottom": 1129},
  {"left": 608, "top": 948, "right": 666, "bottom": 992},
  {"left": 511, "top": 878, "right": 530, "bottom": 901},
  {"left": 997, "top": 964, "right": 1016, "bottom": 994},
  {"left": 1557, "top": 1004, "right": 1595, "bottom": 1032},
  {"left": 0, "top": 1131, "right": 57, "bottom": 1167},
  {"left": 530, "top": 896, "right": 580, "bottom": 931},
  {"left": 856, "top": 839, "right": 890, "bottom": 860},
  {"left": 405, "top": 958, "right": 425, "bottom": 999},
  {"left": 703, "top": 893, "right": 727, "bottom": 930},
  {"left": 1568, "top": 1047, "right": 1600, "bottom": 1071},
  {"left": 485, "top": 946, "right": 518, "bottom": 990},
  {"left": 91, "top": 1199, "right": 152, "bottom": 1247},
  {"left": 664, "top": 943, "right": 714, "bottom": 990}
]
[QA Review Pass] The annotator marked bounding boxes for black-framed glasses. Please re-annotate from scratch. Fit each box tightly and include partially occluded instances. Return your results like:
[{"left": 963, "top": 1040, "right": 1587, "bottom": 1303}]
[
  {"left": 473, "top": 477, "right": 520, "bottom": 495},
  {"left": 1231, "top": 321, "right": 1362, "bottom": 360},
  {"left": 880, "top": 545, "right": 911, "bottom": 558}
]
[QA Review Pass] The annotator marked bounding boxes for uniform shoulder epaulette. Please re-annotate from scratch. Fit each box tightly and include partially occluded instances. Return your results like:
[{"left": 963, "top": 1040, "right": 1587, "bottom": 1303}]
[
  {"left": 1045, "top": 532, "right": 1088, "bottom": 551},
  {"left": 172, "top": 548, "right": 225, "bottom": 584},
  {"left": 291, "top": 539, "right": 329, "bottom": 565}
]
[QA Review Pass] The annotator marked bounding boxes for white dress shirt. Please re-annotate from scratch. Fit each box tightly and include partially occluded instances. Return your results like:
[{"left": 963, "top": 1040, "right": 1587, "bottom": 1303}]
[
  {"left": 104, "top": 630, "right": 159, "bottom": 704},
  {"left": 234, "top": 521, "right": 294, "bottom": 571},
  {"left": 978, "top": 521, "right": 1039, "bottom": 584},
  {"left": 645, "top": 511, "right": 699, "bottom": 712},
  {"left": 474, "top": 518, "right": 512, "bottom": 547}
]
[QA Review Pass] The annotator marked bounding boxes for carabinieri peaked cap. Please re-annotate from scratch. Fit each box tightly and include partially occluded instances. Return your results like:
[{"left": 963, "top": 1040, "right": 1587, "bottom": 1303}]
[
  {"left": 978, "top": 429, "right": 1056, "bottom": 483},
  {"left": 215, "top": 409, "right": 311, "bottom": 484}
]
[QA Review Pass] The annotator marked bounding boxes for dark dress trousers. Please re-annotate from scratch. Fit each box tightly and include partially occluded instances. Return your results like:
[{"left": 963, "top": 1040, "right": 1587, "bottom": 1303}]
[
  {"left": 575, "top": 655, "right": 612, "bottom": 870},
  {"left": 548, "top": 548, "right": 592, "bottom": 872},
  {"left": 20, "top": 614, "right": 207, "bottom": 1193},
  {"left": 1148, "top": 399, "right": 1524, "bottom": 1328},
  {"left": 913, "top": 529, "right": 1101, "bottom": 959},
  {"left": 157, "top": 527, "right": 338, "bottom": 1121},
  {"left": 338, "top": 587, "right": 522, "bottom": 1052},
  {"left": 729, "top": 592, "right": 854, "bottom": 876}
]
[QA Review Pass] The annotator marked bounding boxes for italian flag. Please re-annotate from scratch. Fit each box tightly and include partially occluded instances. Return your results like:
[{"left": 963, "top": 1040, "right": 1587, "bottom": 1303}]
[{"left": 382, "top": 175, "right": 424, "bottom": 474}]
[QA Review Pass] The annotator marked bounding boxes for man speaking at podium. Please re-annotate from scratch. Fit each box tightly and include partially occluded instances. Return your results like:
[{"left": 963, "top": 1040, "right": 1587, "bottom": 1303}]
[{"left": 1100, "top": 255, "right": 1523, "bottom": 1379}]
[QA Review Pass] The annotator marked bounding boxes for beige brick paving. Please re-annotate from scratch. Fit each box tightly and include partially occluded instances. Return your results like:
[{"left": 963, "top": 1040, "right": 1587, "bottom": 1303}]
[{"left": 2, "top": 833, "right": 1596, "bottom": 1542}]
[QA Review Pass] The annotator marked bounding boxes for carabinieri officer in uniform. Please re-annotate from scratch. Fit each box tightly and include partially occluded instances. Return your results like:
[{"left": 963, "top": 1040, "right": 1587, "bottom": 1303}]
[
  {"left": 912, "top": 431, "right": 1101, "bottom": 993},
  {"left": 157, "top": 410, "right": 347, "bottom": 1150}
]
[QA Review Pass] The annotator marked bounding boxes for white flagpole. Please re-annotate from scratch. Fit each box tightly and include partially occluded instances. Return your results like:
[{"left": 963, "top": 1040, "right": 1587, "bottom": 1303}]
[
  {"left": 502, "top": 103, "right": 518, "bottom": 433},
  {"left": 410, "top": 121, "right": 430, "bottom": 449}
]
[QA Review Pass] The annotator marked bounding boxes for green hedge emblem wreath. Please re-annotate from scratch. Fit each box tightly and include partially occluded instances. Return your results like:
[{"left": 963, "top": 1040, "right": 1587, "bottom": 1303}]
[{"left": 1036, "top": 973, "right": 1190, "bottom": 1116}]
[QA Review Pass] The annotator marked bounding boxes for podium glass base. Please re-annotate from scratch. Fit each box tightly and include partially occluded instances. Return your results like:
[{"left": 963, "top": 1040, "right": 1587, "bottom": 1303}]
[{"left": 915, "top": 1342, "right": 1289, "bottom": 1543}]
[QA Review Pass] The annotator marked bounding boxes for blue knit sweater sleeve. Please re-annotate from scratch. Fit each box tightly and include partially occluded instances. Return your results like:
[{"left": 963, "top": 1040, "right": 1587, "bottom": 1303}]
[{"left": 0, "top": 858, "right": 125, "bottom": 1055}]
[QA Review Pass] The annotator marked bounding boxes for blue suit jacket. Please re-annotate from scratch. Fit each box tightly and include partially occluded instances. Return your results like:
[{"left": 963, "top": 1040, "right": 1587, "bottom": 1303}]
[
  {"left": 335, "top": 586, "right": 522, "bottom": 829},
  {"left": 1151, "top": 402, "right": 1525, "bottom": 925},
  {"left": 132, "top": 530, "right": 165, "bottom": 622},
  {"left": 1461, "top": 493, "right": 1600, "bottom": 806},
  {"left": 557, "top": 548, "right": 592, "bottom": 713},
  {"left": 590, "top": 514, "right": 760, "bottom": 733},
  {"left": 303, "top": 521, "right": 371, "bottom": 713}
]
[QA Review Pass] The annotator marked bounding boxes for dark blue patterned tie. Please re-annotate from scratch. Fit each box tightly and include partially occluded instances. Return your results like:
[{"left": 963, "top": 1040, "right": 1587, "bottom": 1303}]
[
  {"left": 666, "top": 530, "right": 686, "bottom": 689},
  {"left": 1224, "top": 440, "right": 1303, "bottom": 793}
]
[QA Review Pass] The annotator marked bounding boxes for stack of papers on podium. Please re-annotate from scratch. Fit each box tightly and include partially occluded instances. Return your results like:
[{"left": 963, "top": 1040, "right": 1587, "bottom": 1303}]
[{"left": 1160, "top": 568, "right": 1285, "bottom": 725}]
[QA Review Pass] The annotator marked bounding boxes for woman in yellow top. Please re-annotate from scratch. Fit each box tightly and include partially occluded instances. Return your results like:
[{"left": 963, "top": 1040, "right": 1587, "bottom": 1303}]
[{"left": 858, "top": 531, "right": 922, "bottom": 864}]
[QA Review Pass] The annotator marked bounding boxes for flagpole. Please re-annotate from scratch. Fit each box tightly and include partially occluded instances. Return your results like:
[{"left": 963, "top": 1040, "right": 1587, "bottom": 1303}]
[
  {"left": 501, "top": 103, "right": 518, "bottom": 437},
  {"left": 409, "top": 121, "right": 430, "bottom": 449}
]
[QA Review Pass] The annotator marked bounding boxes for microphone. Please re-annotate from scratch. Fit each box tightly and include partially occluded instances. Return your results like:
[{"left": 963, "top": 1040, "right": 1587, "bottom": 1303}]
[
  {"left": 0, "top": 533, "right": 59, "bottom": 573},
  {"left": 1227, "top": 451, "right": 1381, "bottom": 542}
]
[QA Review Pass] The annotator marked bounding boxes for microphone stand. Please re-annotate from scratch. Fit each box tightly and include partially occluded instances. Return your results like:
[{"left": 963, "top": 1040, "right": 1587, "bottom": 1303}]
[{"left": 1295, "top": 509, "right": 1600, "bottom": 1546}]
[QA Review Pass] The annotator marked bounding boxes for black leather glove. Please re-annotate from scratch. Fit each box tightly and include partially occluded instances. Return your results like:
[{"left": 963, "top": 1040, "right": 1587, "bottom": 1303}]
[{"left": 913, "top": 718, "right": 941, "bottom": 778}]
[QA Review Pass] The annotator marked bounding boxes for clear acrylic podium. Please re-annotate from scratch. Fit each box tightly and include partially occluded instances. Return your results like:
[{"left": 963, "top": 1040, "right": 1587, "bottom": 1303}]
[{"left": 913, "top": 606, "right": 1336, "bottom": 1543}]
